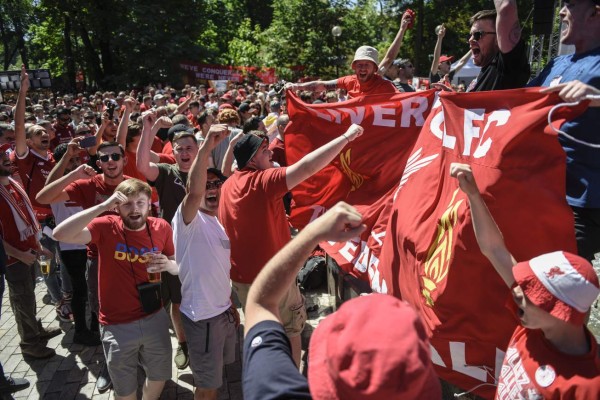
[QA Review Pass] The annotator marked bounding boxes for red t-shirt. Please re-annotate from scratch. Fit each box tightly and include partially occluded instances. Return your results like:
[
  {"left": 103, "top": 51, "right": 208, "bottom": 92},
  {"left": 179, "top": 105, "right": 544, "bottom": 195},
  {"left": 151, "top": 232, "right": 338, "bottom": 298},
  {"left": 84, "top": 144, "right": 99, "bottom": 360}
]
[
  {"left": 268, "top": 137, "right": 287, "bottom": 167},
  {"left": 337, "top": 74, "right": 398, "bottom": 98},
  {"left": 65, "top": 174, "right": 131, "bottom": 258},
  {"left": 51, "top": 123, "right": 75, "bottom": 150},
  {"left": 123, "top": 150, "right": 159, "bottom": 203},
  {"left": 496, "top": 325, "right": 600, "bottom": 399},
  {"left": 0, "top": 182, "right": 39, "bottom": 265},
  {"left": 219, "top": 167, "right": 290, "bottom": 283},
  {"left": 162, "top": 140, "right": 173, "bottom": 155},
  {"left": 87, "top": 215, "right": 174, "bottom": 325},
  {"left": 151, "top": 136, "right": 163, "bottom": 154},
  {"left": 187, "top": 114, "right": 200, "bottom": 129},
  {"left": 12, "top": 148, "right": 55, "bottom": 221}
]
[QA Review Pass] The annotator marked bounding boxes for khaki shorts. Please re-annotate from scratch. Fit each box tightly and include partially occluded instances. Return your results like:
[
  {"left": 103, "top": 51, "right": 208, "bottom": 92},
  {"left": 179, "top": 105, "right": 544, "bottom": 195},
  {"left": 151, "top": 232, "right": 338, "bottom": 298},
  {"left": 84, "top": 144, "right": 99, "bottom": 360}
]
[{"left": 232, "top": 281, "right": 306, "bottom": 337}]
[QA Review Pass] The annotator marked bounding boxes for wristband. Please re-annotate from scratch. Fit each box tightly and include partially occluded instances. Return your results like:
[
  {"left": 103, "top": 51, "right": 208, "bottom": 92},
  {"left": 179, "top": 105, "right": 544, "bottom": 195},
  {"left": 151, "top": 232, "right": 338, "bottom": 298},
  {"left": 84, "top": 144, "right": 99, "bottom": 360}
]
[{"left": 342, "top": 134, "right": 350, "bottom": 143}]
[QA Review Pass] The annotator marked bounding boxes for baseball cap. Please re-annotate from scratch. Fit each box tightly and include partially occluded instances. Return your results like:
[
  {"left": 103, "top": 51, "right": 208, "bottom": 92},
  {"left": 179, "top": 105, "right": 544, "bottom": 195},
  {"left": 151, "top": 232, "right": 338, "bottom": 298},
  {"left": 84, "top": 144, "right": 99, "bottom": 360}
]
[
  {"left": 168, "top": 124, "right": 195, "bottom": 143},
  {"left": 0, "top": 143, "right": 11, "bottom": 154},
  {"left": 75, "top": 124, "right": 92, "bottom": 135},
  {"left": 308, "top": 294, "right": 441, "bottom": 400},
  {"left": 219, "top": 103, "right": 234, "bottom": 111},
  {"left": 351, "top": 46, "right": 379, "bottom": 67},
  {"left": 153, "top": 94, "right": 165, "bottom": 101},
  {"left": 238, "top": 103, "right": 251, "bottom": 113},
  {"left": 207, "top": 167, "right": 227, "bottom": 182},
  {"left": 233, "top": 133, "right": 266, "bottom": 170},
  {"left": 513, "top": 251, "right": 600, "bottom": 325},
  {"left": 439, "top": 55, "right": 454, "bottom": 63}
]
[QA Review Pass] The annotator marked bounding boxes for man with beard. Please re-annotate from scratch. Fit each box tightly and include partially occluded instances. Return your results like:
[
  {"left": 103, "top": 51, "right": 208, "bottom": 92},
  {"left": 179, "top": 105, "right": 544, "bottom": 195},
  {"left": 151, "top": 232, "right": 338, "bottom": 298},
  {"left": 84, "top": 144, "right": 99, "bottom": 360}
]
[
  {"left": 172, "top": 124, "right": 238, "bottom": 400},
  {"left": 137, "top": 113, "right": 213, "bottom": 370},
  {"left": 529, "top": 0, "right": 600, "bottom": 261},
  {"left": 0, "top": 143, "right": 61, "bottom": 359},
  {"left": 286, "top": 46, "right": 397, "bottom": 98},
  {"left": 219, "top": 123, "right": 363, "bottom": 366},
  {"left": 466, "top": 1, "right": 530, "bottom": 92},
  {"left": 53, "top": 179, "right": 178, "bottom": 400},
  {"left": 37, "top": 140, "right": 131, "bottom": 392}
]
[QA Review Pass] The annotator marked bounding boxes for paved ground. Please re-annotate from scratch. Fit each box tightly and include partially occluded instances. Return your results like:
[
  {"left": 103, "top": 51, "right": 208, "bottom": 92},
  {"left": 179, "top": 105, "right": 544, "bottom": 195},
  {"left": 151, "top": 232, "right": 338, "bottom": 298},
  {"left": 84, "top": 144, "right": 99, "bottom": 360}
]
[{"left": 0, "top": 280, "right": 333, "bottom": 400}]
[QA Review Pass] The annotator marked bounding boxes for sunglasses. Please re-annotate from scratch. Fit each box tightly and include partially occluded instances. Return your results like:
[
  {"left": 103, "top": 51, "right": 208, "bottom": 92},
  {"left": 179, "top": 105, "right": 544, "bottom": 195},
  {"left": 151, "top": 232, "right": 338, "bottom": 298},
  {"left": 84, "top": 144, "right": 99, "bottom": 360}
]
[
  {"left": 470, "top": 31, "right": 496, "bottom": 41},
  {"left": 206, "top": 180, "right": 223, "bottom": 190},
  {"left": 99, "top": 153, "right": 122, "bottom": 162}
]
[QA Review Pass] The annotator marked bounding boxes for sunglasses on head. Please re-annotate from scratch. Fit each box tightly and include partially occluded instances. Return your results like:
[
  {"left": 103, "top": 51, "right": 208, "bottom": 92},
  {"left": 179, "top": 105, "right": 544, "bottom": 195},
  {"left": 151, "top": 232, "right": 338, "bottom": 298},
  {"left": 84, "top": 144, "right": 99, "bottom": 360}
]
[
  {"left": 99, "top": 153, "right": 122, "bottom": 162},
  {"left": 470, "top": 31, "right": 496, "bottom": 41},
  {"left": 206, "top": 180, "right": 223, "bottom": 190}
]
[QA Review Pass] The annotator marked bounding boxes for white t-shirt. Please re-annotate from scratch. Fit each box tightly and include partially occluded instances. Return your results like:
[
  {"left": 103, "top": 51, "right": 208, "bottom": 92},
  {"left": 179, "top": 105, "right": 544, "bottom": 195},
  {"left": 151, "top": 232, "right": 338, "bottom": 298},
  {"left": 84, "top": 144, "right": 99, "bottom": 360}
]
[
  {"left": 50, "top": 201, "right": 87, "bottom": 251},
  {"left": 172, "top": 205, "right": 232, "bottom": 321}
]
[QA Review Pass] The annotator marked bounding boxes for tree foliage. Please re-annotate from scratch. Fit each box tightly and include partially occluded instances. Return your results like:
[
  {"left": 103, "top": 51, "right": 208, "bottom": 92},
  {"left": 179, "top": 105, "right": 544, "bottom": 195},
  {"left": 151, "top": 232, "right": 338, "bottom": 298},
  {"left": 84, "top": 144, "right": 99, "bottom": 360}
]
[{"left": 4, "top": 0, "right": 536, "bottom": 90}]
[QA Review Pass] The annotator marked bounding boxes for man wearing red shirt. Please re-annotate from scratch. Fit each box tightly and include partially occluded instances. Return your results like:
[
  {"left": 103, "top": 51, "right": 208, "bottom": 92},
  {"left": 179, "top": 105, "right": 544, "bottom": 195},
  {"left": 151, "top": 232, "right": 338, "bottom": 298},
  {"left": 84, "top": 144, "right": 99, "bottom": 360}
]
[
  {"left": 451, "top": 163, "right": 600, "bottom": 400},
  {"left": 53, "top": 179, "right": 178, "bottom": 400},
  {"left": 219, "top": 123, "right": 363, "bottom": 365},
  {"left": 37, "top": 140, "right": 130, "bottom": 392},
  {"left": 0, "top": 143, "right": 61, "bottom": 359},
  {"left": 51, "top": 108, "right": 75, "bottom": 150}
]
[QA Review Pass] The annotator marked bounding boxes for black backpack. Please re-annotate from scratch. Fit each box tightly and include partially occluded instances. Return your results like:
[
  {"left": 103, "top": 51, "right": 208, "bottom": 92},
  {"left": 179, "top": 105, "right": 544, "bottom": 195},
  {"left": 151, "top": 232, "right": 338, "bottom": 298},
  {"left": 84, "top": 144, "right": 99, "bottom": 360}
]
[{"left": 297, "top": 256, "right": 326, "bottom": 291}]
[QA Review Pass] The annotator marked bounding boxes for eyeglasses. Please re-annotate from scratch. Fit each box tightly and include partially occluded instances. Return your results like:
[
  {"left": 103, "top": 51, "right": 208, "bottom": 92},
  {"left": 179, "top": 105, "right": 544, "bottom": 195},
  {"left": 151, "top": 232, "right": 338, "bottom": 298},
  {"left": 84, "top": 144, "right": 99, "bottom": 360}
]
[
  {"left": 99, "top": 153, "right": 122, "bottom": 162},
  {"left": 470, "top": 31, "right": 496, "bottom": 41},
  {"left": 206, "top": 180, "right": 223, "bottom": 190}
]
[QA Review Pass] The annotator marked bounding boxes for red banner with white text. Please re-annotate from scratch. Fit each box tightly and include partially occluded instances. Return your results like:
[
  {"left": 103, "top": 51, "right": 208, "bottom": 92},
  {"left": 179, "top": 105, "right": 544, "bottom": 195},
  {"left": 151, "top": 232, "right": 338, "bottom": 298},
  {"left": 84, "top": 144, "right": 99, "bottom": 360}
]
[{"left": 286, "top": 88, "right": 586, "bottom": 398}]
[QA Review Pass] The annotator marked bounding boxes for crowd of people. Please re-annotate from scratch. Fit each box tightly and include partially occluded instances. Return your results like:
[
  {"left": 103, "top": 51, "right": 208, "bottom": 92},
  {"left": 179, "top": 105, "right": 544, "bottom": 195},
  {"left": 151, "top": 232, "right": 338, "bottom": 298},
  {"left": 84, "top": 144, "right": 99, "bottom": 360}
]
[{"left": 0, "top": 0, "right": 599, "bottom": 399}]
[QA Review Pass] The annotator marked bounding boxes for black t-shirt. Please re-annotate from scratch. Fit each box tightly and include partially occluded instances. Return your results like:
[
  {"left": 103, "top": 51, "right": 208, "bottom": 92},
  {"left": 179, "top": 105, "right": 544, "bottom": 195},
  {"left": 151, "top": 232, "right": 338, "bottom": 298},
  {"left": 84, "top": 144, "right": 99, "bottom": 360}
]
[
  {"left": 0, "top": 240, "right": 6, "bottom": 275},
  {"left": 469, "top": 39, "right": 530, "bottom": 92},
  {"left": 395, "top": 82, "right": 415, "bottom": 92},
  {"left": 243, "top": 320, "right": 311, "bottom": 400},
  {"left": 148, "top": 163, "right": 188, "bottom": 224}
]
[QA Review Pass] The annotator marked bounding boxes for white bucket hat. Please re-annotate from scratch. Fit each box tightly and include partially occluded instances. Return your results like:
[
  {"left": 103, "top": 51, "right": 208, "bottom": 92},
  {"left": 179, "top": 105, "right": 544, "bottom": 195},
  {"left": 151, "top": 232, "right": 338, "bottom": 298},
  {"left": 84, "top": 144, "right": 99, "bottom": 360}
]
[{"left": 351, "top": 46, "right": 379, "bottom": 67}]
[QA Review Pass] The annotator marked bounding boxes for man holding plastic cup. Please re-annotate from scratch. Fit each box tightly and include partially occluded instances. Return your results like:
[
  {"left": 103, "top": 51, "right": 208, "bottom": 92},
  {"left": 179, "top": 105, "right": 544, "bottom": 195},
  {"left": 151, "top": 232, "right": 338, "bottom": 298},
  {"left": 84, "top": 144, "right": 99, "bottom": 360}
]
[
  {"left": 53, "top": 178, "right": 178, "bottom": 400},
  {"left": 0, "top": 143, "right": 61, "bottom": 359}
]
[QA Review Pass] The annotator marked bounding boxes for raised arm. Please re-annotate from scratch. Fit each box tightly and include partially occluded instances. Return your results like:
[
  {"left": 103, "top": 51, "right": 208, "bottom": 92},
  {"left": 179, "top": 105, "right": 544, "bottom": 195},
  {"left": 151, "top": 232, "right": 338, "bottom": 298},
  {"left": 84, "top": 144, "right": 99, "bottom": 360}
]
[
  {"left": 379, "top": 12, "right": 412, "bottom": 75},
  {"left": 137, "top": 111, "right": 171, "bottom": 182},
  {"left": 285, "top": 124, "right": 363, "bottom": 190},
  {"left": 430, "top": 25, "right": 446, "bottom": 76},
  {"left": 450, "top": 163, "right": 516, "bottom": 287},
  {"left": 175, "top": 94, "right": 194, "bottom": 115},
  {"left": 495, "top": 0, "right": 521, "bottom": 53},
  {"left": 45, "top": 138, "right": 83, "bottom": 184},
  {"left": 36, "top": 163, "right": 96, "bottom": 204},
  {"left": 221, "top": 130, "right": 244, "bottom": 177},
  {"left": 245, "top": 202, "right": 366, "bottom": 334},
  {"left": 53, "top": 191, "right": 127, "bottom": 245},
  {"left": 115, "top": 97, "right": 134, "bottom": 149},
  {"left": 180, "top": 124, "right": 229, "bottom": 224},
  {"left": 88, "top": 112, "right": 110, "bottom": 156},
  {"left": 15, "top": 65, "right": 30, "bottom": 158}
]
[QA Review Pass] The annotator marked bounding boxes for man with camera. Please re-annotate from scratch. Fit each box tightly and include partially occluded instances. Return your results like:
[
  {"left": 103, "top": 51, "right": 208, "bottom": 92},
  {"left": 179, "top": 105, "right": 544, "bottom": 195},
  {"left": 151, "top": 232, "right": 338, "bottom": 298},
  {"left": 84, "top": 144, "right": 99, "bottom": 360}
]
[{"left": 53, "top": 178, "right": 178, "bottom": 400}]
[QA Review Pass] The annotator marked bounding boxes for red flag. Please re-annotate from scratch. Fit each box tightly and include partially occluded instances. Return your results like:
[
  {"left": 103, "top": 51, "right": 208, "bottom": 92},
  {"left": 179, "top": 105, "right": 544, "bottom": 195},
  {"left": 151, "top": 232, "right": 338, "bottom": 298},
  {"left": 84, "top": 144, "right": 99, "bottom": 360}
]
[
  {"left": 285, "top": 90, "right": 437, "bottom": 281},
  {"left": 375, "top": 88, "right": 586, "bottom": 399}
]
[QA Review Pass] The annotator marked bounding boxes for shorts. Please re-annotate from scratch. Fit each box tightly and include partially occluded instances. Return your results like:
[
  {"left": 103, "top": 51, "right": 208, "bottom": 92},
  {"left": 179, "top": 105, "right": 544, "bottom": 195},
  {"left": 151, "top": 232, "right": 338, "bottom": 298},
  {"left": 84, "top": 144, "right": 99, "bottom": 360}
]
[
  {"left": 160, "top": 271, "right": 182, "bottom": 304},
  {"left": 232, "top": 281, "right": 306, "bottom": 337},
  {"left": 100, "top": 309, "right": 172, "bottom": 396},
  {"left": 181, "top": 310, "right": 237, "bottom": 389}
]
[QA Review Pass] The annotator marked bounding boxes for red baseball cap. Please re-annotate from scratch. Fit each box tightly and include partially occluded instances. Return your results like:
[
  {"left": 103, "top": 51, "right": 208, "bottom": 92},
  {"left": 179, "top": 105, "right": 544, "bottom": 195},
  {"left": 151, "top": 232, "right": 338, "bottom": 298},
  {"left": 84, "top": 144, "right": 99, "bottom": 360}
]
[
  {"left": 439, "top": 55, "right": 454, "bottom": 63},
  {"left": 513, "top": 251, "right": 600, "bottom": 325},
  {"left": 218, "top": 103, "right": 234, "bottom": 111},
  {"left": 308, "top": 294, "right": 441, "bottom": 400}
]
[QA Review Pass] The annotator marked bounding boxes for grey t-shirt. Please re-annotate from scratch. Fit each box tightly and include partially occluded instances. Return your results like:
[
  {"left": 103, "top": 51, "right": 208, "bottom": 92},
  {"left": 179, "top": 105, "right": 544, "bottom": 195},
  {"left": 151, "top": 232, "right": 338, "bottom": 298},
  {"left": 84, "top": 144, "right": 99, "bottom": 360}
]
[
  {"left": 211, "top": 128, "right": 241, "bottom": 171},
  {"left": 149, "top": 163, "right": 188, "bottom": 225}
]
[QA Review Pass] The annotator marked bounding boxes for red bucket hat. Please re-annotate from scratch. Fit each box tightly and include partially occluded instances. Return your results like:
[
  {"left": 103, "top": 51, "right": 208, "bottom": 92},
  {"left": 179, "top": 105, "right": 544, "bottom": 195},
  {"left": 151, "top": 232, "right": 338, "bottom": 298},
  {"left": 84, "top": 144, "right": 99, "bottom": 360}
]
[
  {"left": 513, "top": 251, "right": 600, "bottom": 325},
  {"left": 308, "top": 294, "right": 441, "bottom": 400}
]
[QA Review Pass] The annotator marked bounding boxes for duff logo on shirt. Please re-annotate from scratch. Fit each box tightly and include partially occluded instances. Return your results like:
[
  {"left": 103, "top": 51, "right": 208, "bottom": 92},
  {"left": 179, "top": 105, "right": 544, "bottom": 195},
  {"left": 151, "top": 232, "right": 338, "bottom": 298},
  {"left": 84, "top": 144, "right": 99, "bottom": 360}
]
[{"left": 114, "top": 243, "right": 158, "bottom": 263}]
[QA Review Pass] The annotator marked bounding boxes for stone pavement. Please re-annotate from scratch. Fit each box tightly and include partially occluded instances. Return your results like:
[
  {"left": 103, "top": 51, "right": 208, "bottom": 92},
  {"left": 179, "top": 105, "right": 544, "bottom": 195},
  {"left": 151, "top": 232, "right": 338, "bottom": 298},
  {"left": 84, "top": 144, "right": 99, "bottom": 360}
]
[{"left": 0, "top": 279, "right": 333, "bottom": 400}]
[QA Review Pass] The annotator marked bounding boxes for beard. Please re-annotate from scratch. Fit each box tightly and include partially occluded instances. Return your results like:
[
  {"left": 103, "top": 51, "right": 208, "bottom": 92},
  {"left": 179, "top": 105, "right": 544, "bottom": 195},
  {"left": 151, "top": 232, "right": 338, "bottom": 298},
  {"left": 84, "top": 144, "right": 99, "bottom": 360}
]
[{"left": 121, "top": 210, "right": 149, "bottom": 230}]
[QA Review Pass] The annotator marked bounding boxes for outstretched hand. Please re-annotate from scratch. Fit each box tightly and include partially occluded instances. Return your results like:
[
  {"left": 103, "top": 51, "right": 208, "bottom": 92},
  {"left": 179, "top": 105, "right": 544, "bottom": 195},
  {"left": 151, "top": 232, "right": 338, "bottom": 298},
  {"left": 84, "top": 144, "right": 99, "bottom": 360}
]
[
  {"left": 449, "top": 163, "right": 479, "bottom": 197},
  {"left": 20, "top": 64, "right": 30, "bottom": 93},
  {"left": 308, "top": 202, "right": 366, "bottom": 243}
]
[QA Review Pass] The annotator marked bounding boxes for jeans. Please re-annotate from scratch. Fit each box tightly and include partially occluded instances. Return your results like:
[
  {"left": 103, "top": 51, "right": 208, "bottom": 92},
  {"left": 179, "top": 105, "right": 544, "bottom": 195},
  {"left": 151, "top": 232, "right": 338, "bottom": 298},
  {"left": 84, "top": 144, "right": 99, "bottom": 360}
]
[
  {"left": 40, "top": 229, "right": 73, "bottom": 303},
  {"left": 572, "top": 206, "right": 600, "bottom": 261},
  {"left": 5, "top": 262, "right": 41, "bottom": 347}
]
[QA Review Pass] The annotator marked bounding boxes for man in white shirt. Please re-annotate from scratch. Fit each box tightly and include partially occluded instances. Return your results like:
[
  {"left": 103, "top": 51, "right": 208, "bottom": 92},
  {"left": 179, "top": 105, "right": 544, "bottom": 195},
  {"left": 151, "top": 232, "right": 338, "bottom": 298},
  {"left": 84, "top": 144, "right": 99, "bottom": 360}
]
[{"left": 171, "top": 123, "right": 239, "bottom": 400}]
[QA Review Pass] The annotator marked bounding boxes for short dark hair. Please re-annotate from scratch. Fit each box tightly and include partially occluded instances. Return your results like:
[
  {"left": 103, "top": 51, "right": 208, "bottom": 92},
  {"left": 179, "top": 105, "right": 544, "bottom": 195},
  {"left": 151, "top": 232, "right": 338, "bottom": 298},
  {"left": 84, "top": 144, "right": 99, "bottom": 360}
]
[
  {"left": 53, "top": 143, "right": 69, "bottom": 162},
  {"left": 243, "top": 116, "right": 261, "bottom": 133},
  {"left": 470, "top": 9, "right": 496, "bottom": 25},
  {"left": 97, "top": 141, "right": 125, "bottom": 155},
  {"left": 0, "top": 123, "right": 13, "bottom": 137}
]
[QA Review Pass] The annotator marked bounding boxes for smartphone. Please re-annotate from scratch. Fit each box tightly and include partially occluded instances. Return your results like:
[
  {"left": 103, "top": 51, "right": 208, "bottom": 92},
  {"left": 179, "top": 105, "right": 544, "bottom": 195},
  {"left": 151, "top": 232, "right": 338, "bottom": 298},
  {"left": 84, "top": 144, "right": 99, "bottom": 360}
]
[{"left": 79, "top": 136, "right": 97, "bottom": 148}]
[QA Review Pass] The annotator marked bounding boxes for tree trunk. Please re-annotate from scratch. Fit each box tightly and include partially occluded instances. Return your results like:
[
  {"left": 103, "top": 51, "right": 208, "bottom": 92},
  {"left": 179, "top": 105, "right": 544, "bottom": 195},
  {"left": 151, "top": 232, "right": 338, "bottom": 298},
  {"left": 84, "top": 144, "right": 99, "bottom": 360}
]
[
  {"left": 414, "top": 0, "right": 424, "bottom": 72},
  {"left": 64, "top": 14, "right": 76, "bottom": 92},
  {"left": 77, "top": 23, "right": 104, "bottom": 85}
]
